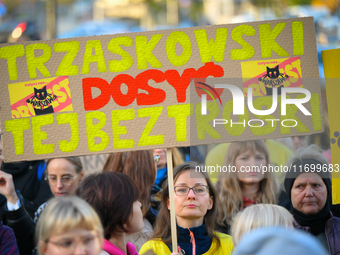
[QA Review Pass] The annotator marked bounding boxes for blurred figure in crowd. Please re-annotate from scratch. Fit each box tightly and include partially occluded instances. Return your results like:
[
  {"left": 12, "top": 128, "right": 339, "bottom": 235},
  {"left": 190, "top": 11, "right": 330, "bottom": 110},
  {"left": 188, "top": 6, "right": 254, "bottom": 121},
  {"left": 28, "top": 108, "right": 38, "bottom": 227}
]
[
  {"left": 0, "top": 157, "right": 84, "bottom": 254},
  {"left": 216, "top": 141, "right": 290, "bottom": 234},
  {"left": 102, "top": 150, "right": 157, "bottom": 250},
  {"left": 205, "top": 139, "right": 292, "bottom": 183},
  {"left": 140, "top": 162, "right": 233, "bottom": 255},
  {"left": 233, "top": 227, "right": 328, "bottom": 255},
  {"left": 292, "top": 136, "right": 306, "bottom": 151},
  {"left": 77, "top": 172, "right": 143, "bottom": 255},
  {"left": 284, "top": 145, "right": 340, "bottom": 255},
  {"left": 231, "top": 204, "right": 293, "bottom": 246},
  {"left": 153, "top": 148, "right": 184, "bottom": 188},
  {"left": 36, "top": 196, "right": 103, "bottom": 255}
]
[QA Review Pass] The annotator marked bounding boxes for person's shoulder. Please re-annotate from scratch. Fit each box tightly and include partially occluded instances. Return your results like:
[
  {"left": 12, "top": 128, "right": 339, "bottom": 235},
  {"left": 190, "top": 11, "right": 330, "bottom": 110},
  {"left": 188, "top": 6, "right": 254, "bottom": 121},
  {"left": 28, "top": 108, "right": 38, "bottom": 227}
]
[
  {"left": 139, "top": 239, "right": 170, "bottom": 255},
  {"left": 211, "top": 232, "right": 234, "bottom": 254},
  {"left": 332, "top": 215, "right": 340, "bottom": 225},
  {"left": 214, "top": 231, "right": 232, "bottom": 239},
  {"left": 0, "top": 223, "right": 17, "bottom": 247},
  {"left": 213, "top": 232, "right": 233, "bottom": 246},
  {"left": 0, "top": 222, "right": 15, "bottom": 236},
  {"left": 34, "top": 201, "right": 48, "bottom": 222}
]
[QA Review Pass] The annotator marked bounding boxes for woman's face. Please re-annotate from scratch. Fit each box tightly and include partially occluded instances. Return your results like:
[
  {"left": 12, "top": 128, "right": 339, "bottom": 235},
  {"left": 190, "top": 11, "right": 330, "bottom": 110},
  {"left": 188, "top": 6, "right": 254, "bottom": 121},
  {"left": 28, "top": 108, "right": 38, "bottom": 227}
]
[
  {"left": 170, "top": 170, "right": 213, "bottom": 227},
  {"left": 125, "top": 201, "right": 144, "bottom": 234},
  {"left": 47, "top": 159, "right": 84, "bottom": 197},
  {"left": 235, "top": 150, "right": 266, "bottom": 185},
  {"left": 291, "top": 172, "right": 328, "bottom": 215},
  {"left": 153, "top": 149, "right": 167, "bottom": 169},
  {"left": 42, "top": 227, "right": 102, "bottom": 255}
]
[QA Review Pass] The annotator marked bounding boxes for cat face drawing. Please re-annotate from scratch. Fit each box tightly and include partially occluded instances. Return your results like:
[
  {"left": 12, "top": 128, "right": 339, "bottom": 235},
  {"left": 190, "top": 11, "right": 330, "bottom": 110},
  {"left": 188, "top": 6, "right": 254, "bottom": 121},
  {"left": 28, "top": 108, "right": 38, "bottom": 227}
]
[
  {"left": 34, "top": 86, "right": 48, "bottom": 100},
  {"left": 258, "top": 64, "right": 289, "bottom": 96},
  {"left": 266, "top": 66, "right": 280, "bottom": 79},
  {"left": 26, "top": 86, "right": 57, "bottom": 116}
]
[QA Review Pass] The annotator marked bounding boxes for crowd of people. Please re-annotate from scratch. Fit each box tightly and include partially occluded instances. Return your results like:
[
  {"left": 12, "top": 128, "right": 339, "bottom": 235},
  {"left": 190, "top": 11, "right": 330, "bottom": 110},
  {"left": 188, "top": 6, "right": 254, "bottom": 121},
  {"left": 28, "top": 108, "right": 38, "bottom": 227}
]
[{"left": 0, "top": 138, "right": 338, "bottom": 255}]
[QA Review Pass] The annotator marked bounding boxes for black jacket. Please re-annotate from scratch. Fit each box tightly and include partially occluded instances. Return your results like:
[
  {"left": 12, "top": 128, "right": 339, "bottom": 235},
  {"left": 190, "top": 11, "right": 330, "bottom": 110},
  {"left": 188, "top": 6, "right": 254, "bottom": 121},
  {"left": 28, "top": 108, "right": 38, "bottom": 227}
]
[
  {"left": 3, "top": 191, "right": 35, "bottom": 255},
  {"left": 0, "top": 160, "right": 53, "bottom": 218}
]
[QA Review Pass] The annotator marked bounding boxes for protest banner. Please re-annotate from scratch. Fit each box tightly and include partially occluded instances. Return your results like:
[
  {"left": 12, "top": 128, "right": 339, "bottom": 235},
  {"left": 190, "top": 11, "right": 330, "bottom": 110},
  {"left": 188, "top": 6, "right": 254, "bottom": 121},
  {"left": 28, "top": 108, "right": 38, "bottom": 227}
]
[
  {"left": 0, "top": 17, "right": 322, "bottom": 163},
  {"left": 322, "top": 48, "right": 340, "bottom": 204}
]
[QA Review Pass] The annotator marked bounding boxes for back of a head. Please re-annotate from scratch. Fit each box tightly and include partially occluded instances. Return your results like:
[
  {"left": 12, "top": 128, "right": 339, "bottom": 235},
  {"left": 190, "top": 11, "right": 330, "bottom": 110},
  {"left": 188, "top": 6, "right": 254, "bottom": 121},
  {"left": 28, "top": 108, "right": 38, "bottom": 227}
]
[
  {"left": 232, "top": 204, "right": 293, "bottom": 246},
  {"left": 36, "top": 196, "right": 103, "bottom": 255},
  {"left": 102, "top": 151, "right": 156, "bottom": 216},
  {"left": 76, "top": 172, "right": 139, "bottom": 239},
  {"left": 233, "top": 227, "right": 328, "bottom": 255}
]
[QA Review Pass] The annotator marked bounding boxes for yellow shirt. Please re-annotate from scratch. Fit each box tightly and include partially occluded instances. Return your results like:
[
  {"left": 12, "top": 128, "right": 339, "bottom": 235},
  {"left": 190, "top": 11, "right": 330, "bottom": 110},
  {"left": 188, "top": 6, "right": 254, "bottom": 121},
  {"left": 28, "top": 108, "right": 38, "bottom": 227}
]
[{"left": 140, "top": 232, "right": 233, "bottom": 255}]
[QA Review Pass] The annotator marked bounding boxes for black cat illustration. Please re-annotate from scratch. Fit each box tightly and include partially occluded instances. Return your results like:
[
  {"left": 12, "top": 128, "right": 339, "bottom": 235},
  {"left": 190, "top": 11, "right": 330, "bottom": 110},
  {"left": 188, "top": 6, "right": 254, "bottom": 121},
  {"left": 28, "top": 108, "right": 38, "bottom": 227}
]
[
  {"left": 258, "top": 65, "right": 289, "bottom": 95},
  {"left": 26, "top": 86, "right": 57, "bottom": 115},
  {"left": 266, "top": 66, "right": 280, "bottom": 79}
]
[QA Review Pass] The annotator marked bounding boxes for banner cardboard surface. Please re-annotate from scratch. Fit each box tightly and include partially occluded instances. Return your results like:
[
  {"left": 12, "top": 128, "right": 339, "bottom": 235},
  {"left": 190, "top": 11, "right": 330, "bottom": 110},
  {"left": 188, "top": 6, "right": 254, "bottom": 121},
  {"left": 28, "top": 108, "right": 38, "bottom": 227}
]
[{"left": 0, "top": 17, "right": 323, "bottom": 162}]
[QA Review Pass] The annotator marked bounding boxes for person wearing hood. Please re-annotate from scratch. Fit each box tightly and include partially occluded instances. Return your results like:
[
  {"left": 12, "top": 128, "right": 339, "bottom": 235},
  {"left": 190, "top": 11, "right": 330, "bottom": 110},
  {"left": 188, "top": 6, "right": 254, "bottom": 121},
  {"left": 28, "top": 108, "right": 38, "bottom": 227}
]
[{"left": 284, "top": 145, "right": 340, "bottom": 255}]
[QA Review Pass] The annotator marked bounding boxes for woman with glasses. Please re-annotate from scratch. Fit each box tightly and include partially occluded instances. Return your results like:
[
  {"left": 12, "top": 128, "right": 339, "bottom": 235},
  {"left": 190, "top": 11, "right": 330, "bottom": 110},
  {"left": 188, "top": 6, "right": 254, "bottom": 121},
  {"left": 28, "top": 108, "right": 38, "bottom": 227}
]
[
  {"left": 0, "top": 157, "right": 85, "bottom": 255},
  {"left": 35, "top": 157, "right": 84, "bottom": 221},
  {"left": 36, "top": 196, "right": 103, "bottom": 255},
  {"left": 102, "top": 150, "right": 159, "bottom": 250},
  {"left": 140, "top": 162, "right": 233, "bottom": 255},
  {"left": 77, "top": 172, "right": 143, "bottom": 255}
]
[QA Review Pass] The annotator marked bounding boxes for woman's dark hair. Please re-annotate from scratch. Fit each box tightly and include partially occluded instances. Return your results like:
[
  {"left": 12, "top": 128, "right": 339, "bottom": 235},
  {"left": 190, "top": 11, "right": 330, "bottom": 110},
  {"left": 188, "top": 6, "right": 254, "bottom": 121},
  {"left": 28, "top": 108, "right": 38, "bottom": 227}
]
[
  {"left": 152, "top": 162, "right": 221, "bottom": 250},
  {"left": 76, "top": 172, "right": 139, "bottom": 239},
  {"left": 102, "top": 150, "right": 156, "bottom": 216}
]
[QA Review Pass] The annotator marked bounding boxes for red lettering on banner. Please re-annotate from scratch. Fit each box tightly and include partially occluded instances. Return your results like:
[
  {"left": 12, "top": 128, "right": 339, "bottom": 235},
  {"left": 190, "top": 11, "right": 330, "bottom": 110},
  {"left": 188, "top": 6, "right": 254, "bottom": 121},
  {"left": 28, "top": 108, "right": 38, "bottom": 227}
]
[
  {"left": 82, "top": 62, "right": 224, "bottom": 110},
  {"left": 165, "top": 68, "right": 196, "bottom": 103},
  {"left": 111, "top": 74, "right": 137, "bottom": 106},
  {"left": 136, "top": 69, "right": 166, "bottom": 105},
  {"left": 82, "top": 78, "right": 111, "bottom": 111}
]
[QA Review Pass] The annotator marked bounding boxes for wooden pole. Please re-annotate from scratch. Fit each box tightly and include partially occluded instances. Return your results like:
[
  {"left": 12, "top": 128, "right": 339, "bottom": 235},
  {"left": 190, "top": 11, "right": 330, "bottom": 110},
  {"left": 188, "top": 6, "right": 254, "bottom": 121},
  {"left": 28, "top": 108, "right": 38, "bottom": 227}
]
[
  {"left": 46, "top": 0, "right": 57, "bottom": 39},
  {"left": 166, "top": 0, "right": 178, "bottom": 26},
  {"left": 167, "top": 148, "right": 178, "bottom": 252}
]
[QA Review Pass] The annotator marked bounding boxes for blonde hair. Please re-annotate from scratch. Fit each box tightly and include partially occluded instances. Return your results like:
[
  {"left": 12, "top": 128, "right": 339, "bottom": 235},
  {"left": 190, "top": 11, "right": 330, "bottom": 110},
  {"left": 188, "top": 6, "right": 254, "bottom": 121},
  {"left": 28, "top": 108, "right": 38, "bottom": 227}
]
[
  {"left": 232, "top": 204, "right": 293, "bottom": 246},
  {"left": 36, "top": 196, "right": 103, "bottom": 255},
  {"left": 217, "top": 141, "right": 280, "bottom": 225}
]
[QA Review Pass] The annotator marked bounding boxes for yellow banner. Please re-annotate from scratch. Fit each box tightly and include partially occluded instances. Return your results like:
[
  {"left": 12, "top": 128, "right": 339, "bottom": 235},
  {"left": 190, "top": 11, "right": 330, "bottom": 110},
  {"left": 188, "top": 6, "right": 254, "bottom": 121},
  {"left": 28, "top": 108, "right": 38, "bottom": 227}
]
[{"left": 322, "top": 48, "right": 340, "bottom": 204}]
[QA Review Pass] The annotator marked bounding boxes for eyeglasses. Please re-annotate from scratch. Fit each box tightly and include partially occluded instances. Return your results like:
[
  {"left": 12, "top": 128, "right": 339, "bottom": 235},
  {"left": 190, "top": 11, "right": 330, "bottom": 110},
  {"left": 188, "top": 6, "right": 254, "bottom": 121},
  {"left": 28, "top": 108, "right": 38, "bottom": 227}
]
[
  {"left": 47, "top": 234, "right": 99, "bottom": 254},
  {"left": 45, "top": 174, "right": 79, "bottom": 187},
  {"left": 154, "top": 155, "right": 160, "bottom": 164},
  {"left": 174, "top": 185, "right": 209, "bottom": 196}
]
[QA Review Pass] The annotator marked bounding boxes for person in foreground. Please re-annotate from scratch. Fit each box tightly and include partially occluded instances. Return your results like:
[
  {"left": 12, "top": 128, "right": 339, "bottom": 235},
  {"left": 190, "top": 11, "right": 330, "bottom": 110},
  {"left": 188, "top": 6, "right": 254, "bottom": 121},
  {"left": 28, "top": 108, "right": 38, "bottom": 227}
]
[
  {"left": 102, "top": 150, "right": 158, "bottom": 250},
  {"left": 0, "top": 156, "right": 85, "bottom": 254},
  {"left": 36, "top": 196, "right": 103, "bottom": 255},
  {"left": 77, "top": 172, "right": 143, "bottom": 255},
  {"left": 284, "top": 145, "right": 340, "bottom": 255},
  {"left": 0, "top": 220, "right": 20, "bottom": 254},
  {"left": 140, "top": 162, "right": 233, "bottom": 255},
  {"left": 231, "top": 204, "right": 293, "bottom": 246},
  {"left": 233, "top": 227, "right": 328, "bottom": 255}
]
